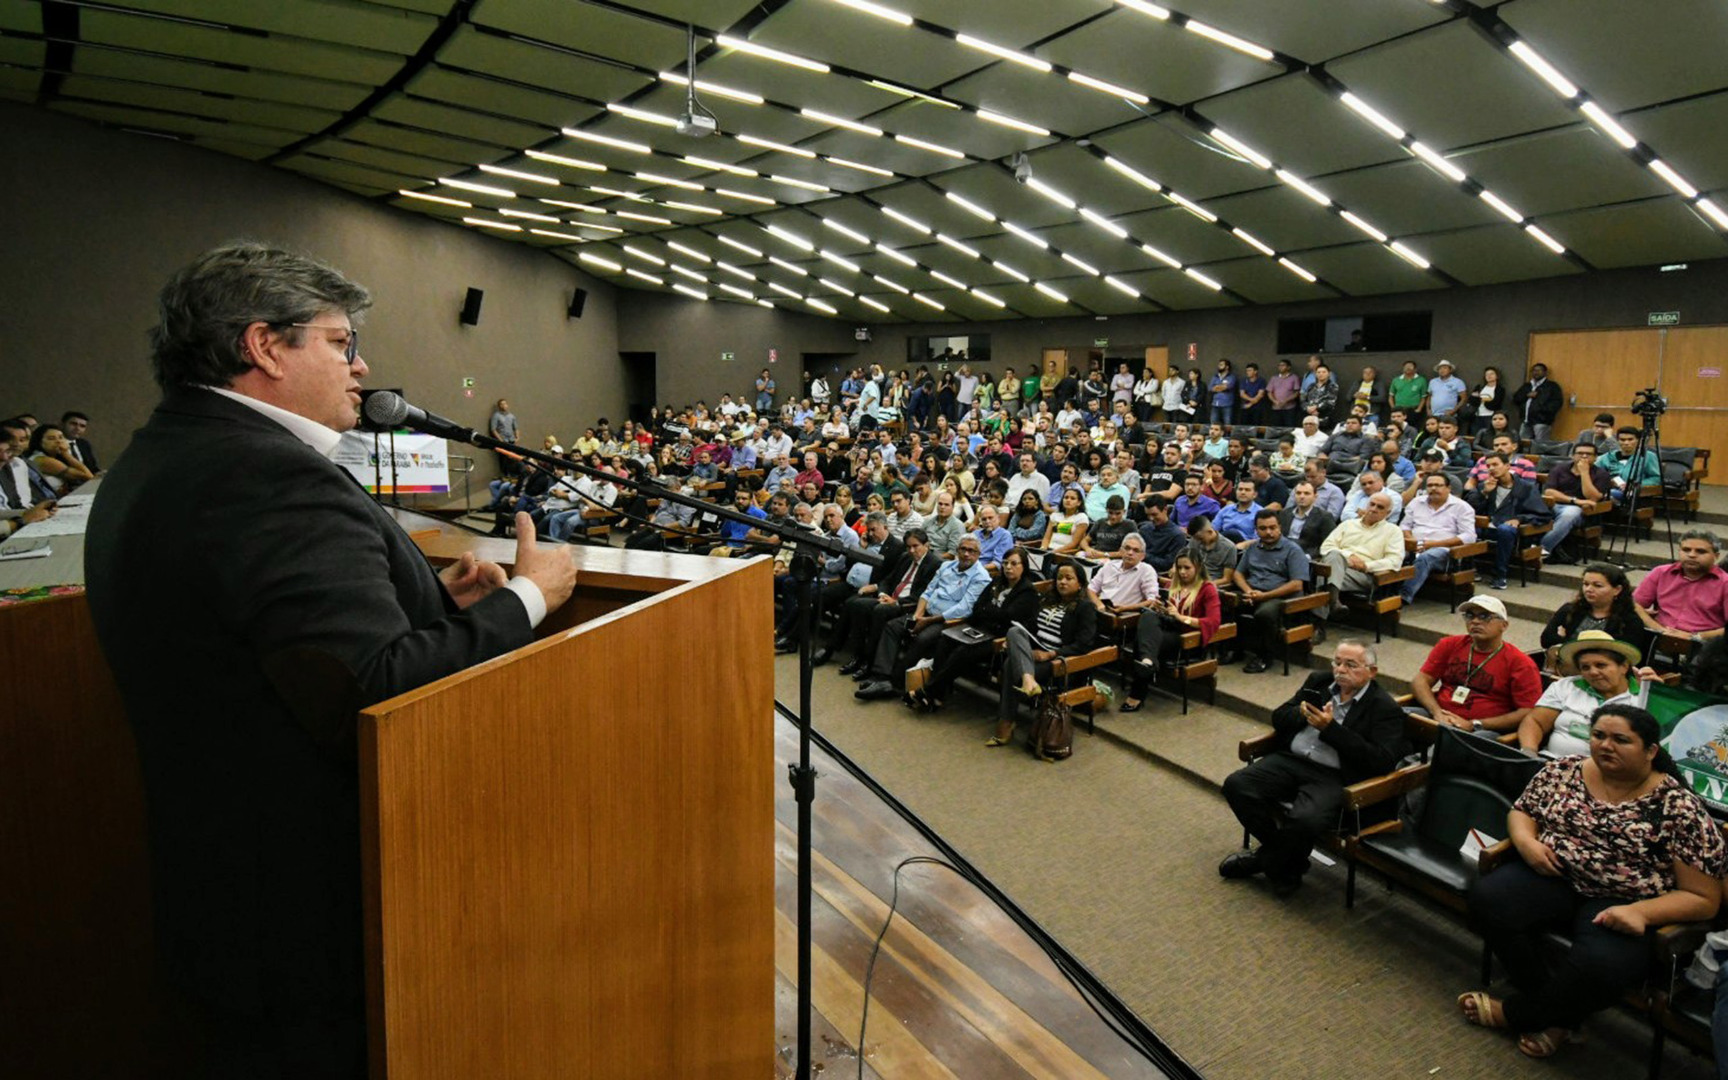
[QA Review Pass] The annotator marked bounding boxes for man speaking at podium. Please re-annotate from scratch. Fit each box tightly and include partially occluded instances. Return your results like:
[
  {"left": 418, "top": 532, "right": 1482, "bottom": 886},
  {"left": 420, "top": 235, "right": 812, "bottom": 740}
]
[{"left": 86, "top": 243, "right": 577, "bottom": 1078}]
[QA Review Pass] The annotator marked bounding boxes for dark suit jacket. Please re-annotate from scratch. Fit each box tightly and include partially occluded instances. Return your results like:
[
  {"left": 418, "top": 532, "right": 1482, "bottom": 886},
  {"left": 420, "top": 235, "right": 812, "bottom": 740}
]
[
  {"left": 1268, "top": 670, "right": 1407, "bottom": 786},
  {"left": 879, "top": 550, "right": 940, "bottom": 608},
  {"left": 1279, "top": 505, "right": 1338, "bottom": 560},
  {"left": 1513, "top": 379, "right": 1563, "bottom": 425},
  {"left": 867, "top": 535, "right": 906, "bottom": 588},
  {"left": 85, "top": 388, "right": 534, "bottom": 1018},
  {"left": 71, "top": 436, "right": 100, "bottom": 472},
  {"left": 1467, "top": 476, "right": 1553, "bottom": 527}
]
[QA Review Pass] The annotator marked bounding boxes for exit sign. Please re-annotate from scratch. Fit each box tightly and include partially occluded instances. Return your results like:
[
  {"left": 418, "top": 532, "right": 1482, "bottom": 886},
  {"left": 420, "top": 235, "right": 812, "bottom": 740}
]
[
  {"left": 721, "top": 351, "right": 735, "bottom": 361},
  {"left": 1094, "top": 337, "right": 1109, "bottom": 347},
  {"left": 1649, "top": 311, "right": 1681, "bottom": 326}
]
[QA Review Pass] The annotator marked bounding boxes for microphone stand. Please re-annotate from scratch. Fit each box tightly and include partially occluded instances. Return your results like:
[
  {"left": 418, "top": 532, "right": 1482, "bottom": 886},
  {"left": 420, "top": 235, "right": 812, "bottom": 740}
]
[{"left": 421, "top": 420, "right": 878, "bottom": 1079}]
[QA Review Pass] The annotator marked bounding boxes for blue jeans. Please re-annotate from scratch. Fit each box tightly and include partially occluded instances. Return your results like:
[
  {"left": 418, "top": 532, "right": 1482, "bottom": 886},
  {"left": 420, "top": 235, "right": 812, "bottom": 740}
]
[
  {"left": 1713, "top": 963, "right": 1728, "bottom": 1079},
  {"left": 487, "top": 478, "right": 514, "bottom": 508},
  {"left": 1542, "top": 503, "right": 1582, "bottom": 553},
  {"left": 1401, "top": 546, "right": 1454, "bottom": 601},
  {"left": 1487, "top": 522, "right": 1519, "bottom": 578},
  {"left": 547, "top": 509, "right": 585, "bottom": 541},
  {"left": 1210, "top": 403, "right": 1234, "bottom": 426}
]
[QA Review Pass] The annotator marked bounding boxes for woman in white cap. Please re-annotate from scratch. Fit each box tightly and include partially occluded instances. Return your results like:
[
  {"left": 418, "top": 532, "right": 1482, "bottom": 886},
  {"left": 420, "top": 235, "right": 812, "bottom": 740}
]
[{"left": 1517, "top": 631, "right": 1656, "bottom": 757}]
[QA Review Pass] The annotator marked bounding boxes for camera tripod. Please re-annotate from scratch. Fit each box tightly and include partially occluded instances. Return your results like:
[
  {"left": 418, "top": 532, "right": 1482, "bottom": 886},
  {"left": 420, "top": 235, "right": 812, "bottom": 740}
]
[{"left": 1607, "top": 404, "right": 1676, "bottom": 566}]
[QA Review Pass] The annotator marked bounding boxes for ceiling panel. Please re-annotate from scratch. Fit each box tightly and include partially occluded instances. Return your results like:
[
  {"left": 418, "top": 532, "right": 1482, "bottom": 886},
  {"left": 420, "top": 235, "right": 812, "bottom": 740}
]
[
  {"left": 1616, "top": 94, "right": 1728, "bottom": 195},
  {"left": 1199, "top": 256, "right": 1335, "bottom": 305},
  {"left": 1198, "top": 75, "right": 1404, "bottom": 178},
  {"left": 873, "top": 97, "right": 1053, "bottom": 160},
  {"left": 1113, "top": 204, "right": 1257, "bottom": 265},
  {"left": 1411, "top": 225, "right": 1588, "bottom": 287},
  {"left": 48, "top": 100, "right": 293, "bottom": 149},
  {"left": 1092, "top": 114, "right": 1270, "bottom": 203},
  {"left": 1289, "top": 243, "right": 1446, "bottom": 297},
  {"left": 1120, "top": 268, "right": 1240, "bottom": 310},
  {"left": 1455, "top": 126, "right": 1668, "bottom": 217},
  {"left": 435, "top": 27, "right": 653, "bottom": 103},
  {"left": 1202, "top": 186, "right": 1363, "bottom": 253},
  {"left": 282, "top": 154, "right": 418, "bottom": 196},
  {"left": 1060, "top": 276, "right": 1155, "bottom": 316},
  {"left": 1502, "top": 0, "right": 1728, "bottom": 112},
  {"left": 0, "top": 3, "right": 42, "bottom": 32},
  {"left": 71, "top": 49, "right": 371, "bottom": 112},
  {"left": 1327, "top": 19, "right": 1579, "bottom": 152},
  {"left": 412, "top": 68, "right": 598, "bottom": 129},
  {"left": 1312, "top": 159, "right": 1503, "bottom": 238},
  {"left": 1034, "top": 221, "right": 1157, "bottom": 277},
  {"left": 1539, "top": 200, "right": 1728, "bottom": 269},
  {"left": 746, "top": 4, "right": 982, "bottom": 89},
  {"left": 473, "top": 0, "right": 686, "bottom": 71},
  {"left": 315, "top": 137, "right": 467, "bottom": 181},
  {"left": 607, "top": 0, "right": 764, "bottom": 26},
  {"left": 941, "top": 62, "right": 1152, "bottom": 138},
  {"left": 940, "top": 162, "right": 1085, "bottom": 228},
  {"left": 798, "top": 127, "right": 970, "bottom": 179},
  {"left": 1175, "top": 0, "right": 1448, "bottom": 64},
  {"left": 78, "top": 11, "right": 408, "bottom": 85},
  {"left": 1039, "top": 10, "right": 1276, "bottom": 107},
  {"left": 117, "top": 0, "right": 438, "bottom": 52},
  {"left": 344, "top": 118, "right": 504, "bottom": 164},
  {"left": 371, "top": 95, "right": 549, "bottom": 150},
  {"left": 1023, "top": 145, "right": 1161, "bottom": 218}
]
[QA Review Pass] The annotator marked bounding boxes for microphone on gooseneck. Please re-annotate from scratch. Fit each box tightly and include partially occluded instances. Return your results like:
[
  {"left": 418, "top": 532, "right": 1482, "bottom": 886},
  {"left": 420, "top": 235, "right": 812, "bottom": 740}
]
[{"left": 361, "top": 391, "right": 480, "bottom": 444}]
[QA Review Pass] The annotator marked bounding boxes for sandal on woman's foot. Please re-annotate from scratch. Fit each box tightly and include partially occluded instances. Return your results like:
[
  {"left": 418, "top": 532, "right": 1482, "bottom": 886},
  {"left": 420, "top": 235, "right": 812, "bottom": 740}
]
[
  {"left": 1120, "top": 698, "right": 1143, "bottom": 712},
  {"left": 1456, "top": 991, "right": 1506, "bottom": 1030},
  {"left": 1517, "top": 1028, "right": 1576, "bottom": 1059},
  {"left": 1016, "top": 681, "right": 1042, "bottom": 700},
  {"left": 984, "top": 735, "right": 1011, "bottom": 747}
]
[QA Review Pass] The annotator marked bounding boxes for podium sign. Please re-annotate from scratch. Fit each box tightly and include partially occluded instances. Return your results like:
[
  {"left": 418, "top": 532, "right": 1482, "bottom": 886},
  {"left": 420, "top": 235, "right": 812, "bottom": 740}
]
[{"left": 336, "top": 431, "right": 451, "bottom": 494}]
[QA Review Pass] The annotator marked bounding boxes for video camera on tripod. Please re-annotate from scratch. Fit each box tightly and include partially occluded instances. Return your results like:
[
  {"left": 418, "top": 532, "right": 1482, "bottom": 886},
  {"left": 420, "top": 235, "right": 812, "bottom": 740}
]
[{"left": 1631, "top": 387, "right": 1669, "bottom": 421}]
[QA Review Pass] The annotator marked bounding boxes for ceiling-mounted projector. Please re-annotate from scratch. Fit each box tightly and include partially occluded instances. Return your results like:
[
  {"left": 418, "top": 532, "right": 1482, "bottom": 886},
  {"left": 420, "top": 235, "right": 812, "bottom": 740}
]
[{"left": 677, "top": 112, "right": 717, "bottom": 138}]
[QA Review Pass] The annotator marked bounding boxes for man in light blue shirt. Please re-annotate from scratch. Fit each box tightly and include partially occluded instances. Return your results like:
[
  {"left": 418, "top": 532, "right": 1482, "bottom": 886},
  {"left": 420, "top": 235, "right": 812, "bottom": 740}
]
[
  {"left": 1425, "top": 359, "right": 1468, "bottom": 421},
  {"left": 971, "top": 504, "right": 1013, "bottom": 571},
  {"left": 1214, "top": 479, "right": 1265, "bottom": 543},
  {"left": 1341, "top": 469, "right": 1403, "bottom": 525},
  {"left": 856, "top": 536, "right": 992, "bottom": 699}
]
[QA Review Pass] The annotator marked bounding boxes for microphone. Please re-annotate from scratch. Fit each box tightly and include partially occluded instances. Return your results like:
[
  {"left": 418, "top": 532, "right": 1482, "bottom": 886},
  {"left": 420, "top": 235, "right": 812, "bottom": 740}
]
[{"left": 361, "top": 391, "right": 478, "bottom": 443}]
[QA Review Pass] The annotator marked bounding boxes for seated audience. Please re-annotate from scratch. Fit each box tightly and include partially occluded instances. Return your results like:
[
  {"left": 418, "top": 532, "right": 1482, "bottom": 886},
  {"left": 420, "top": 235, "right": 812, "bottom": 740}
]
[
  {"left": 1466, "top": 452, "right": 1553, "bottom": 591},
  {"left": 1214, "top": 478, "right": 1263, "bottom": 544},
  {"left": 60, "top": 410, "right": 99, "bottom": 472},
  {"left": 1041, "top": 486, "right": 1091, "bottom": 559},
  {"left": 1278, "top": 481, "right": 1337, "bottom": 561},
  {"left": 24, "top": 422, "right": 93, "bottom": 494},
  {"left": 1121, "top": 551, "right": 1220, "bottom": 712},
  {"left": 1079, "top": 496, "right": 1134, "bottom": 560},
  {"left": 1314, "top": 492, "right": 1403, "bottom": 620},
  {"left": 1518, "top": 632, "right": 1652, "bottom": 757},
  {"left": 1231, "top": 510, "right": 1310, "bottom": 675},
  {"left": 1185, "top": 516, "right": 1238, "bottom": 583},
  {"left": 1409, "top": 595, "right": 1542, "bottom": 735},
  {"left": 855, "top": 536, "right": 991, "bottom": 701},
  {"left": 1540, "top": 442, "right": 1612, "bottom": 563},
  {"left": 912, "top": 549, "right": 1043, "bottom": 712},
  {"left": 1172, "top": 472, "right": 1220, "bottom": 529},
  {"left": 1136, "top": 495, "right": 1188, "bottom": 572},
  {"left": 1399, "top": 471, "right": 1477, "bottom": 602},
  {"left": 1540, "top": 564, "right": 1643, "bottom": 674},
  {"left": 988, "top": 562, "right": 1097, "bottom": 748},
  {"left": 1633, "top": 528, "right": 1728, "bottom": 643}
]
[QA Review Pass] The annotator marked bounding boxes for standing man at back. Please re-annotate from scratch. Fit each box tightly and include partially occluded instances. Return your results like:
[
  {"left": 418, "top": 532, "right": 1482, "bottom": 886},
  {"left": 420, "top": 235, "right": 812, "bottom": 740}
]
[
  {"left": 1512, "top": 362, "right": 1563, "bottom": 443},
  {"left": 85, "top": 243, "right": 578, "bottom": 1078}
]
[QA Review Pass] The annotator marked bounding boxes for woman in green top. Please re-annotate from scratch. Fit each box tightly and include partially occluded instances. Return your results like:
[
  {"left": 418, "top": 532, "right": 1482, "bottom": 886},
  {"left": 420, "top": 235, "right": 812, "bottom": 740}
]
[{"left": 1390, "top": 359, "right": 1429, "bottom": 419}]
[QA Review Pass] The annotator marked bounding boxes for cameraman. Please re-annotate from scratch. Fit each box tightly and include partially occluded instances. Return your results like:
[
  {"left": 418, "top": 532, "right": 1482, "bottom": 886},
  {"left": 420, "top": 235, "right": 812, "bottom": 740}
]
[{"left": 1602, "top": 426, "right": 1662, "bottom": 503}]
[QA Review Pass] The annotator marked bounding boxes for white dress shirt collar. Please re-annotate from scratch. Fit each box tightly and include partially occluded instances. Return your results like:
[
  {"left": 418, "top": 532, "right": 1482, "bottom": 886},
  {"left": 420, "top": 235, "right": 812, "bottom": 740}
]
[{"left": 201, "top": 386, "right": 344, "bottom": 459}]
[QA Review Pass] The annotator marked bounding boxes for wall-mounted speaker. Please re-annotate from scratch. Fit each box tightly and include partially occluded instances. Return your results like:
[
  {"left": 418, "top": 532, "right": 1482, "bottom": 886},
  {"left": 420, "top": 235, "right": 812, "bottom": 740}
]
[
  {"left": 459, "top": 287, "right": 484, "bottom": 326},
  {"left": 568, "top": 288, "right": 588, "bottom": 319}
]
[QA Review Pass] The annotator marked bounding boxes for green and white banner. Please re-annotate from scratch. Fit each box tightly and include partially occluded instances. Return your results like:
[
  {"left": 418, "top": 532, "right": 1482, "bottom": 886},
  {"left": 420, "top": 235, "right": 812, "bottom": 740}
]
[{"left": 1650, "top": 683, "right": 1728, "bottom": 814}]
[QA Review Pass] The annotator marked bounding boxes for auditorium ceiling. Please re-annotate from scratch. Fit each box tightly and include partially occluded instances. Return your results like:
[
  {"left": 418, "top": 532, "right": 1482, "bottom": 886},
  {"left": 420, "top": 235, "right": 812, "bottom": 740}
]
[{"left": 5, "top": 0, "right": 1727, "bottom": 321}]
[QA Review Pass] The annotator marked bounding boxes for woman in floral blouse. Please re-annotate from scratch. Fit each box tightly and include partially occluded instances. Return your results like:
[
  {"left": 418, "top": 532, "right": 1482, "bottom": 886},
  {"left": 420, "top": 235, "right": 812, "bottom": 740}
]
[{"left": 1458, "top": 703, "right": 1725, "bottom": 1058}]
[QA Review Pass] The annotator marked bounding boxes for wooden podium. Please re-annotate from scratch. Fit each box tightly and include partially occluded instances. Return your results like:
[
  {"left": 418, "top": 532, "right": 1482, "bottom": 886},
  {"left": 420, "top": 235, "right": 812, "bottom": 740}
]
[{"left": 0, "top": 514, "right": 775, "bottom": 1079}]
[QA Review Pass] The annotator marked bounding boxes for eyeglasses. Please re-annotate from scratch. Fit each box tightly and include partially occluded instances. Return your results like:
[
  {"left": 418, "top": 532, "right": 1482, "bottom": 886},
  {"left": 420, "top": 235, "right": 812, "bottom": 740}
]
[
  {"left": 286, "top": 322, "right": 360, "bottom": 363},
  {"left": 1462, "top": 612, "right": 1494, "bottom": 623}
]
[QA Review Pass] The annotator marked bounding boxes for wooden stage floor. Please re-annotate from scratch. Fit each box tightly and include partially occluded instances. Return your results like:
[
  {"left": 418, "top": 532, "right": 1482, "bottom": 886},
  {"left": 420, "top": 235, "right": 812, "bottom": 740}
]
[{"left": 771, "top": 717, "right": 1183, "bottom": 1079}]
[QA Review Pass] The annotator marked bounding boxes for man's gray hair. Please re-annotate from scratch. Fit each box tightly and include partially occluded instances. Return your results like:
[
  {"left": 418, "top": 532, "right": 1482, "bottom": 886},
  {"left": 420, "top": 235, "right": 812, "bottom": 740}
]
[
  {"left": 864, "top": 510, "right": 888, "bottom": 529},
  {"left": 150, "top": 242, "right": 372, "bottom": 391},
  {"left": 1682, "top": 527, "right": 1721, "bottom": 553},
  {"left": 1336, "top": 638, "right": 1378, "bottom": 667}
]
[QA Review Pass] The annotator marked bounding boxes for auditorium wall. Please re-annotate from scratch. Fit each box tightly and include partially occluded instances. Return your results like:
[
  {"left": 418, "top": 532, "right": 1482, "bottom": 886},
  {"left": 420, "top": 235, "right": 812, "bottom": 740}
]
[{"left": 0, "top": 104, "right": 622, "bottom": 479}]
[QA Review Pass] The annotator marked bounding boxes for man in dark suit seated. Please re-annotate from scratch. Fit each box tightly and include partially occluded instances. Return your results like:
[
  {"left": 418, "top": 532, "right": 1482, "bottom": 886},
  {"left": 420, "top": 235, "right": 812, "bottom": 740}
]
[
  {"left": 84, "top": 243, "right": 579, "bottom": 1079},
  {"left": 1466, "top": 451, "right": 1554, "bottom": 590},
  {"left": 1276, "top": 480, "right": 1337, "bottom": 561},
  {"left": 1218, "top": 639, "right": 1406, "bottom": 898},
  {"left": 61, "top": 409, "right": 100, "bottom": 472}
]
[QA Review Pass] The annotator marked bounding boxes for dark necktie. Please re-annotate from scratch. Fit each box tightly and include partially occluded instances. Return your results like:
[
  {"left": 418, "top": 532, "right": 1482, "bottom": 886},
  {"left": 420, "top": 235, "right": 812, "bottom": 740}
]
[{"left": 0, "top": 463, "right": 22, "bottom": 509}]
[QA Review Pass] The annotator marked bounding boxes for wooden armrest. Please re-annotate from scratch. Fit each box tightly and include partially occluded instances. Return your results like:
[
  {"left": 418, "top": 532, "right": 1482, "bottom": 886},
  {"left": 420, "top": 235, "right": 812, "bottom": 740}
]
[
  {"left": 1518, "top": 522, "right": 1549, "bottom": 537},
  {"left": 1282, "top": 592, "right": 1329, "bottom": 616},
  {"left": 1311, "top": 563, "right": 1332, "bottom": 580},
  {"left": 1653, "top": 921, "right": 1718, "bottom": 967},
  {"left": 1052, "top": 646, "right": 1119, "bottom": 677},
  {"left": 1394, "top": 693, "right": 1415, "bottom": 707},
  {"left": 1477, "top": 839, "right": 1515, "bottom": 875},
  {"left": 1451, "top": 540, "right": 1489, "bottom": 559},
  {"left": 1353, "top": 819, "right": 1403, "bottom": 841},
  {"left": 1580, "top": 500, "right": 1612, "bottom": 516},
  {"left": 1100, "top": 609, "right": 1141, "bottom": 631},
  {"left": 1374, "top": 566, "right": 1415, "bottom": 586},
  {"left": 1238, "top": 731, "right": 1279, "bottom": 762},
  {"left": 1344, "top": 762, "right": 1431, "bottom": 812}
]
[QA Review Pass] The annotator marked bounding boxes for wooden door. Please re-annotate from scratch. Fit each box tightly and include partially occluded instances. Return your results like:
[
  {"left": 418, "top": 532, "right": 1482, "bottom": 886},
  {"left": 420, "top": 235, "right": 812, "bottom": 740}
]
[
  {"left": 1657, "top": 326, "right": 1728, "bottom": 458},
  {"left": 1145, "top": 345, "right": 1170, "bottom": 379}
]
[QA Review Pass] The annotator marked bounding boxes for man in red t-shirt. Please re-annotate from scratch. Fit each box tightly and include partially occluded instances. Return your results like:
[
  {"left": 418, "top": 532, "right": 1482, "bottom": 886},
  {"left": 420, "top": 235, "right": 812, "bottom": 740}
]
[{"left": 1410, "top": 595, "right": 1542, "bottom": 733}]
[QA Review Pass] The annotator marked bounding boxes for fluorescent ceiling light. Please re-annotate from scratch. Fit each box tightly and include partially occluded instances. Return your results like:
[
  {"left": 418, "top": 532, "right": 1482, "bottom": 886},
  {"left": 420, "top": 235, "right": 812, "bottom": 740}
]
[
  {"left": 825, "top": 155, "right": 894, "bottom": 177},
  {"left": 1274, "top": 169, "right": 1330, "bottom": 207},
  {"left": 1337, "top": 93, "right": 1405, "bottom": 140},
  {"left": 1066, "top": 71, "right": 1150, "bottom": 105},
  {"left": 819, "top": 250, "right": 861, "bottom": 272},
  {"left": 1141, "top": 243, "right": 1181, "bottom": 268},
  {"left": 398, "top": 189, "right": 470, "bottom": 208},
  {"left": 818, "top": 277, "right": 855, "bottom": 296},
  {"left": 757, "top": 300, "right": 774, "bottom": 308},
  {"left": 1104, "top": 276, "right": 1141, "bottom": 298},
  {"left": 623, "top": 246, "right": 665, "bottom": 265},
  {"left": 615, "top": 211, "right": 673, "bottom": 225},
  {"left": 592, "top": 185, "right": 649, "bottom": 202},
  {"left": 970, "top": 289, "right": 1007, "bottom": 308},
  {"left": 606, "top": 103, "right": 677, "bottom": 127},
  {"left": 935, "top": 233, "right": 981, "bottom": 258},
  {"left": 769, "top": 256, "right": 809, "bottom": 275},
  {"left": 1409, "top": 141, "right": 1466, "bottom": 183},
  {"left": 552, "top": 201, "right": 607, "bottom": 213},
  {"left": 1103, "top": 156, "right": 1162, "bottom": 192},
  {"left": 1210, "top": 128, "right": 1272, "bottom": 170},
  {"left": 716, "top": 263, "right": 756, "bottom": 281},
  {"left": 716, "top": 35, "right": 831, "bottom": 73},
  {"left": 894, "top": 134, "right": 966, "bottom": 159},
  {"left": 672, "top": 284, "right": 708, "bottom": 301},
  {"left": 1478, "top": 190, "right": 1524, "bottom": 223},
  {"left": 881, "top": 206, "right": 932, "bottom": 233},
  {"left": 1182, "top": 267, "right": 1222, "bottom": 290},
  {"left": 499, "top": 208, "right": 560, "bottom": 223},
  {"left": 1523, "top": 225, "right": 1566, "bottom": 254},
  {"left": 1025, "top": 178, "right": 1077, "bottom": 209},
  {"left": 736, "top": 133, "right": 816, "bottom": 159},
  {"left": 800, "top": 108, "right": 883, "bottom": 137},
  {"left": 860, "top": 296, "right": 891, "bottom": 313},
  {"left": 807, "top": 298, "right": 839, "bottom": 314},
  {"left": 1277, "top": 257, "right": 1317, "bottom": 283},
  {"left": 664, "top": 201, "right": 723, "bottom": 215},
  {"left": 656, "top": 72, "right": 764, "bottom": 105},
  {"left": 1061, "top": 253, "right": 1100, "bottom": 276},
  {"left": 717, "top": 188, "right": 776, "bottom": 205},
  {"left": 579, "top": 253, "right": 622, "bottom": 271},
  {"left": 1231, "top": 228, "right": 1275, "bottom": 256},
  {"left": 1578, "top": 101, "right": 1637, "bottom": 150},
  {"left": 913, "top": 293, "right": 945, "bottom": 310},
  {"left": 440, "top": 177, "right": 514, "bottom": 198},
  {"left": 1387, "top": 241, "right": 1431, "bottom": 270},
  {"left": 667, "top": 241, "right": 711, "bottom": 263},
  {"left": 526, "top": 150, "right": 606, "bottom": 172},
  {"left": 955, "top": 34, "right": 1052, "bottom": 72},
  {"left": 635, "top": 171, "right": 702, "bottom": 191},
  {"left": 994, "top": 262, "right": 1031, "bottom": 282},
  {"left": 1001, "top": 221, "right": 1047, "bottom": 248},
  {"left": 670, "top": 264, "right": 707, "bottom": 282},
  {"left": 945, "top": 191, "right": 996, "bottom": 221},
  {"left": 874, "top": 244, "right": 915, "bottom": 266},
  {"left": 1507, "top": 40, "right": 1578, "bottom": 99},
  {"left": 874, "top": 274, "right": 910, "bottom": 294},
  {"left": 929, "top": 270, "right": 966, "bottom": 289},
  {"left": 1079, "top": 208, "right": 1128, "bottom": 239},
  {"left": 625, "top": 268, "right": 664, "bottom": 284},
  {"left": 719, "top": 282, "right": 756, "bottom": 299},
  {"left": 1114, "top": 0, "right": 1171, "bottom": 19},
  {"left": 1647, "top": 159, "right": 1698, "bottom": 198},
  {"left": 768, "top": 281, "right": 803, "bottom": 298},
  {"left": 828, "top": 0, "right": 912, "bottom": 25},
  {"left": 977, "top": 110, "right": 1050, "bottom": 137},
  {"left": 770, "top": 174, "right": 831, "bottom": 193},
  {"left": 766, "top": 224, "right": 815, "bottom": 250},
  {"left": 1034, "top": 283, "right": 1069, "bottom": 303},
  {"left": 478, "top": 163, "right": 558, "bottom": 185},
  {"left": 529, "top": 229, "right": 582, "bottom": 242},
  {"left": 1183, "top": 20, "right": 1274, "bottom": 61},
  {"left": 867, "top": 80, "right": 960, "bottom": 108},
  {"left": 1166, "top": 192, "right": 1216, "bottom": 222},
  {"left": 575, "top": 223, "right": 624, "bottom": 234},
  {"left": 718, "top": 235, "right": 764, "bottom": 256},
  {"left": 561, "top": 128, "right": 651, "bottom": 154},
  {"left": 1697, "top": 199, "right": 1728, "bottom": 231},
  {"left": 822, "top": 218, "right": 871, "bottom": 243},
  {"left": 1340, "top": 211, "right": 1387, "bottom": 243},
  {"left": 684, "top": 155, "right": 757, "bottom": 177}
]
